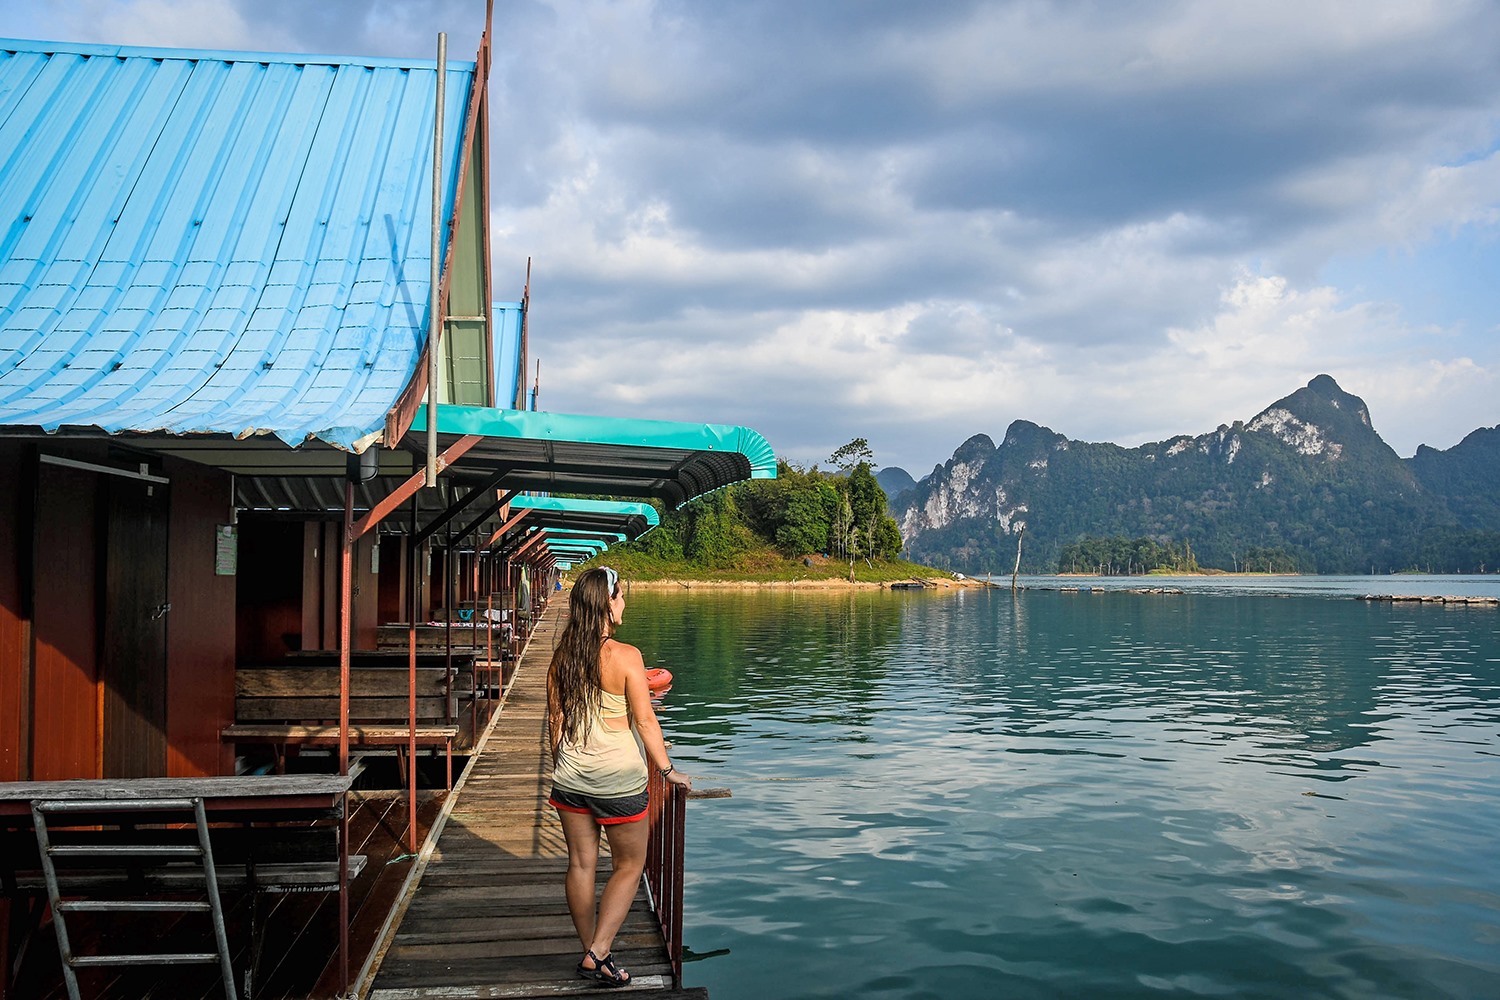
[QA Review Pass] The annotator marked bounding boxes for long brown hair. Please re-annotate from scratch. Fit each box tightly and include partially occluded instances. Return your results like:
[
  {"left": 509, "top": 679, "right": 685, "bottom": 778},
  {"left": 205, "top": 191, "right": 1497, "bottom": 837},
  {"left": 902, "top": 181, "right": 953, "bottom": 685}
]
[{"left": 548, "top": 566, "right": 618, "bottom": 748}]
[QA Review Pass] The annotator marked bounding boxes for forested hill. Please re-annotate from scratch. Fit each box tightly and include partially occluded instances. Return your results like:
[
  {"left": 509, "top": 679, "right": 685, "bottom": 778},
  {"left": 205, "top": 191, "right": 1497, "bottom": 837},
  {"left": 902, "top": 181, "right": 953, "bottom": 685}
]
[
  {"left": 890, "top": 375, "right": 1500, "bottom": 575},
  {"left": 874, "top": 466, "right": 918, "bottom": 500},
  {"left": 603, "top": 442, "right": 919, "bottom": 580}
]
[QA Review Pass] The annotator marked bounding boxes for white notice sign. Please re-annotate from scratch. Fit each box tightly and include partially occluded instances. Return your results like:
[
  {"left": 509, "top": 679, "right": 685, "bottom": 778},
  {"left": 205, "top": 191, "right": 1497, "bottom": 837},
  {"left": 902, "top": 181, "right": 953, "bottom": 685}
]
[{"left": 214, "top": 524, "right": 237, "bottom": 576}]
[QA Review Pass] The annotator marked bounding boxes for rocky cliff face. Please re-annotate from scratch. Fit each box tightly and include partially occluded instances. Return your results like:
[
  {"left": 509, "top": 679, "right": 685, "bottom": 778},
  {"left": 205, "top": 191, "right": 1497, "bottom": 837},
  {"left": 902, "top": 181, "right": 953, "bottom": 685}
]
[{"left": 893, "top": 375, "right": 1494, "bottom": 573}]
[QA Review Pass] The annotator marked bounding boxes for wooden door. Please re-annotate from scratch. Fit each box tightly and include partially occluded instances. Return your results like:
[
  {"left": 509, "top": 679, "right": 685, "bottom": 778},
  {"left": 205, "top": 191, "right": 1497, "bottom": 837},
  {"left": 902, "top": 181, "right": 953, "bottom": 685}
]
[{"left": 99, "top": 475, "right": 169, "bottom": 777}]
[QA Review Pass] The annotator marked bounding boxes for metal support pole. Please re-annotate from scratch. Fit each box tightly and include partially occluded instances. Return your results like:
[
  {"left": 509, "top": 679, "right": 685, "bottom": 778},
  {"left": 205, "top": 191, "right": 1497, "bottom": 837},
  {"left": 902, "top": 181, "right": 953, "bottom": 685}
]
[
  {"left": 485, "top": 557, "right": 495, "bottom": 696},
  {"left": 340, "top": 480, "right": 354, "bottom": 775},
  {"left": 468, "top": 541, "right": 481, "bottom": 734},
  {"left": 444, "top": 522, "right": 455, "bottom": 710},
  {"left": 426, "top": 31, "right": 447, "bottom": 487},
  {"left": 339, "top": 478, "right": 354, "bottom": 995},
  {"left": 408, "top": 496, "right": 419, "bottom": 853}
]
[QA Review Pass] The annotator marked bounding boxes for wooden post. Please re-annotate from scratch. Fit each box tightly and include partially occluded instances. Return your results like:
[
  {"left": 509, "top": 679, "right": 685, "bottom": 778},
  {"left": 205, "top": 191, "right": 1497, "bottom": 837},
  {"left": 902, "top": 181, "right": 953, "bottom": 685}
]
[{"left": 1011, "top": 528, "right": 1024, "bottom": 592}]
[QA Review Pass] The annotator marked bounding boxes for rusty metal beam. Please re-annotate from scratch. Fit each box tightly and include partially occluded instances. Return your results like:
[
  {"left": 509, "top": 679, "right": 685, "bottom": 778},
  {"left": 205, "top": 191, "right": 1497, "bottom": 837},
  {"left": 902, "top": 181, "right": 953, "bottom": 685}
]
[
  {"left": 414, "top": 468, "right": 511, "bottom": 545},
  {"left": 512, "top": 531, "right": 546, "bottom": 560},
  {"left": 481, "top": 508, "right": 530, "bottom": 551},
  {"left": 350, "top": 434, "right": 482, "bottom": 539}
]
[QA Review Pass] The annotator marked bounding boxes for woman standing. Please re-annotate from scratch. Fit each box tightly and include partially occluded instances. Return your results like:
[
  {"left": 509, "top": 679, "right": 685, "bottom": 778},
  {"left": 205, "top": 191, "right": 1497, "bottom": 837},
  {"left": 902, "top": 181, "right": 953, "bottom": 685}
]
[{"left": 547, "top": 566, "right": 692, "bottom": 987}]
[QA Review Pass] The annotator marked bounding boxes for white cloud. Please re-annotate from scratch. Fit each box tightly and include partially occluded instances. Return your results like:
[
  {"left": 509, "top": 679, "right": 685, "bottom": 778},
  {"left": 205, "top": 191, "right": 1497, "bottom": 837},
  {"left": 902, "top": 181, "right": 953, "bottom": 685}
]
[
  {"left": 12, "top": 0, "right": 1500, "bottom": 472},
  {"left": 50, "top": 0, "right": 262, "bottom": 49},
  {"left": 1137, "top": 273, "right": 1495, "bottom": 455}
]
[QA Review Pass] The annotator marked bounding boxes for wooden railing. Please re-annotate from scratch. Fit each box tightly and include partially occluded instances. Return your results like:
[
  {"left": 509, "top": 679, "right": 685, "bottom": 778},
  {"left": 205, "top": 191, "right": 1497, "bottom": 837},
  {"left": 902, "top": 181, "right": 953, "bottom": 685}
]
[{"left": 644, "top": 771, "right": 687, "bottom": 984}]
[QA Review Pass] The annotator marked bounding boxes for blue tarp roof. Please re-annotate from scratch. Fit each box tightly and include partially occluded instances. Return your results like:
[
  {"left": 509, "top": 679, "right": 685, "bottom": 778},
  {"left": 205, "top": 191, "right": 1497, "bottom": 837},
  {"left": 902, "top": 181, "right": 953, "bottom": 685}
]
[{"left": 0, "top": 37, "right": 476, "bottom": 450}]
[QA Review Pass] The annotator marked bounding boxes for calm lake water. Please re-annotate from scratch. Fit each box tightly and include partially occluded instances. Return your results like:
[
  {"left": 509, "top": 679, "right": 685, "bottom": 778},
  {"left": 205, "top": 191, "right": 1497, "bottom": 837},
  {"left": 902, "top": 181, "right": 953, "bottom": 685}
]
[{"left": 622, "top": 578, "right": 1500, "bottom": 1000}]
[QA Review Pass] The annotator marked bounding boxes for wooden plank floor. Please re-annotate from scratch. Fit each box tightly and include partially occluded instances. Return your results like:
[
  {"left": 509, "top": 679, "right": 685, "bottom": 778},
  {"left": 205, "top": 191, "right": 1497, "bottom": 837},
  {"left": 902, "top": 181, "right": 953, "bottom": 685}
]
[{"left": 367, "top": 600, "right": 694, "bottom": 999}]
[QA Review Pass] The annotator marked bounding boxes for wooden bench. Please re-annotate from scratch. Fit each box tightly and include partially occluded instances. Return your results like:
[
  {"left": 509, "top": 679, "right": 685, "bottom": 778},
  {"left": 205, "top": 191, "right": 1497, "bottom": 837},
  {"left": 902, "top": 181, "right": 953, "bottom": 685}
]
[
  {"left": 376, "top": 621, "right": 515, "bottom": 657},
  {"left": 368, "top": 632, "right": 516, "bottom": 698},
  {"left": 221, "top": 657, "right": 477, "bottom": 784}
]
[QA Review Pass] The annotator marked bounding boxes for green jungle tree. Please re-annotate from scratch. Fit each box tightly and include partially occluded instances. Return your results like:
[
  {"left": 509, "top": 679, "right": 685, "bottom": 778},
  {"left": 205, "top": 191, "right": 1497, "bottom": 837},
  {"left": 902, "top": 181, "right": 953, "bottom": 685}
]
[{"left": 603, "top": 445, "right": 909, "bottom": 575}]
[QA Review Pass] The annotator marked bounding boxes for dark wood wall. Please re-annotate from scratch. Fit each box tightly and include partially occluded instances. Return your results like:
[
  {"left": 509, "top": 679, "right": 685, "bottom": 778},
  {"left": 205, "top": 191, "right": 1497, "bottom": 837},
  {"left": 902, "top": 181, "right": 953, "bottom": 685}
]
[
  {"left": 0, "top": 444, "right": 26, "bottom": 782},
  {"left": 30, "top": 459, "right": 102, "bottom": 780},
  {"left": 0, "top": 442, "right": 236, "bottom": 781},
  {"left": 290, "top": 521, "right": 382, "bottom": 654},
  {"left": 355, "top": 532, "right": 378, "bottom": 648},
  {"left": 2, "top": 439, "right": 421, "bottom": 781}
]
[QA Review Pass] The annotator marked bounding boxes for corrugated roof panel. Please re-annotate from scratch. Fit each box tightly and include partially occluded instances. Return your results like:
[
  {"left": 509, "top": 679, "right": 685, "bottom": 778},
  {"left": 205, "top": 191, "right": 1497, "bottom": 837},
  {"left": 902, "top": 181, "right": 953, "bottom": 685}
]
[
  {"left": 0, "top": 37, "right": 477, "bottom": 448},
  {"left": 493, "top": 300, "right": 524, "bottom": 409}
]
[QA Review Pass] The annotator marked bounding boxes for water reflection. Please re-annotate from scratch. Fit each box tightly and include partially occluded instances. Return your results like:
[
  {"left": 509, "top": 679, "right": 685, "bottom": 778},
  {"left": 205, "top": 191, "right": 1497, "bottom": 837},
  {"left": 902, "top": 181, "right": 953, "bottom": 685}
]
[{"left": 622, "top": 589, "right": 1500, "bottom": 1000}]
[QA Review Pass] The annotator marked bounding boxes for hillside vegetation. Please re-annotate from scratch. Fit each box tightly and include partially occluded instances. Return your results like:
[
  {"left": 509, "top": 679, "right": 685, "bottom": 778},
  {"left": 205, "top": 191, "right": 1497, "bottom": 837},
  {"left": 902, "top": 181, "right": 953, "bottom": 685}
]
[{"left": 576, "top": 444, "right": 943, "bottom": 583}]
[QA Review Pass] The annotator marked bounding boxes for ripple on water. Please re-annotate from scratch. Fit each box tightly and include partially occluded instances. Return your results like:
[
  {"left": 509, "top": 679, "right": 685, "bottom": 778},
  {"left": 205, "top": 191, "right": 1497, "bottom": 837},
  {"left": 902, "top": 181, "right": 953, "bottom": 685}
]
[{"left": 625, "top": 588, "right": 1500, "bottom": 999}]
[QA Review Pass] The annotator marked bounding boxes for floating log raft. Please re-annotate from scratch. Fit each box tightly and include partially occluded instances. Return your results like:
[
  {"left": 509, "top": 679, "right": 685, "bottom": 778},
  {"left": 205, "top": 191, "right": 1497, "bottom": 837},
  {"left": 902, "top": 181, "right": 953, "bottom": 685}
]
[
  {"left": 1056, "top": 586, "right": 1186, "bottom": 595},
  {"left": 1356, "top": 594, "right": 1498, "bottom": 605}
]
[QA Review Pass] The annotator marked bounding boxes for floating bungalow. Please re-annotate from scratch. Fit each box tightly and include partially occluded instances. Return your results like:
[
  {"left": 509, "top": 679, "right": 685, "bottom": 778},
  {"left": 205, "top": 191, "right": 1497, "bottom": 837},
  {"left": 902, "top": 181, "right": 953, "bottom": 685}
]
[{"left": 1, "top": 19, "right": 771, "bottom": 1000}]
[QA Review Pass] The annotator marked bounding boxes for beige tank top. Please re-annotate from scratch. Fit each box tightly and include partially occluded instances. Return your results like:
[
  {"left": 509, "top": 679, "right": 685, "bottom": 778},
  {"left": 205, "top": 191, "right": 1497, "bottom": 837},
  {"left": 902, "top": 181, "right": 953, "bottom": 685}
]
[{"left": 551, "top": 689, "right": 648, "bottom": 798}]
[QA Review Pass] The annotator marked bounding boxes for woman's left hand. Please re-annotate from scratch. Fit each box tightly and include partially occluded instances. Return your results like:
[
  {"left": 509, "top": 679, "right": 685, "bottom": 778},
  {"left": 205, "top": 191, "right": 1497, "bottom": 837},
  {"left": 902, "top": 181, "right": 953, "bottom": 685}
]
[{"left": 666, "top": 769, "right": 693, "bottom": 793}]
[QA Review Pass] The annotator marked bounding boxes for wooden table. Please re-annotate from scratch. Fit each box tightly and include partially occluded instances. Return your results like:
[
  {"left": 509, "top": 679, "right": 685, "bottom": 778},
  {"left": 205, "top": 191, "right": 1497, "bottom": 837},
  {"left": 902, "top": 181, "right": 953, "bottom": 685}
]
[{"left": 0, "top": 773, "right": 353, "bottom": 819}]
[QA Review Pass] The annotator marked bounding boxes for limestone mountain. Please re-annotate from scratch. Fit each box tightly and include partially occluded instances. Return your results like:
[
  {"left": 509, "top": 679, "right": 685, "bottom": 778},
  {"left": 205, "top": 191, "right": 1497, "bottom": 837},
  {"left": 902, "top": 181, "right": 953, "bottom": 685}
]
[
  {"left": 893, "top": 375, "right": 1499, "bottom": 574},
  {"left": 1410, "top": 425, "right": 1500, "bottom": 529},
  {"left": 874, "top": 466, "right": 918, "bottom": 505}
]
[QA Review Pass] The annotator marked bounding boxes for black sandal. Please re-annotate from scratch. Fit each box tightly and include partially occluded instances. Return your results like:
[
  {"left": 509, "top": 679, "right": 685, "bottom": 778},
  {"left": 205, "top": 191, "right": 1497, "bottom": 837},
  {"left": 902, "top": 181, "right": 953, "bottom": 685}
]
[{"left": 577, "top": 948, "right": 631, "bottom": 987}]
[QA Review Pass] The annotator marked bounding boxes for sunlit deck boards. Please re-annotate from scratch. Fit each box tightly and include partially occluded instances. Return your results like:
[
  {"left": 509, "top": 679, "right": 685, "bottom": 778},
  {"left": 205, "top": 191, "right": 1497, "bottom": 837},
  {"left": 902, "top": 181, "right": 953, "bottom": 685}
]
[{"left": 368, "top": 601, "right": 698, "bottom": 998}]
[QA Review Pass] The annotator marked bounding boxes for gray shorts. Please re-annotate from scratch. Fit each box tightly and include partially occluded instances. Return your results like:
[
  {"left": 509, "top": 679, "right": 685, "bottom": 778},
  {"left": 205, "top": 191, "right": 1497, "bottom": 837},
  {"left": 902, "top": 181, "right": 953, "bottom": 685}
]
[{"left": 548, "top": 785, "right": 649, "bottom": 825}]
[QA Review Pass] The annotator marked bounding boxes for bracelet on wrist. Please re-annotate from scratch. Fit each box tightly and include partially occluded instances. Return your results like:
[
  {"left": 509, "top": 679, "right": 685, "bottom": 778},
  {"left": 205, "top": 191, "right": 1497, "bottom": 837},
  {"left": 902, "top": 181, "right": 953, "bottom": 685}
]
[{"left": 659, "top": 764, "right": 674, "bottom": 778}]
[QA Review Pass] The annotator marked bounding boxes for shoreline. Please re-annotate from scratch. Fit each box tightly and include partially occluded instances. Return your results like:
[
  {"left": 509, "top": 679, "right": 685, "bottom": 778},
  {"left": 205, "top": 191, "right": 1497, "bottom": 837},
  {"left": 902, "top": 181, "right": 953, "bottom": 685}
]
[
  {"left": 1051, "top": 570, "right": 1304, "bottom": 578},
  {"left": 623, "top": 575, "right": 991, "bottom": 591}
]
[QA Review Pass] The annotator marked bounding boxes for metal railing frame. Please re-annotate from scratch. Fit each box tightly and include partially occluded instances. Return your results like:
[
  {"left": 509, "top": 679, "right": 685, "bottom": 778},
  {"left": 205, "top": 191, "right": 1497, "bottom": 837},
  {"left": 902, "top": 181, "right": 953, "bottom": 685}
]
[{"left": 643, "top": 771, "right": 686, "bottom": 984}]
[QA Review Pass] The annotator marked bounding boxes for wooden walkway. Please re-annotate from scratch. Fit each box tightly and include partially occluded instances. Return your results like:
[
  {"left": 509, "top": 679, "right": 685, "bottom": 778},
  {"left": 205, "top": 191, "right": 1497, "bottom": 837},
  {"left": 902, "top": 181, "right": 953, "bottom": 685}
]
[{"left": 366, "top": 600, "right": 703, "bottom": 999}]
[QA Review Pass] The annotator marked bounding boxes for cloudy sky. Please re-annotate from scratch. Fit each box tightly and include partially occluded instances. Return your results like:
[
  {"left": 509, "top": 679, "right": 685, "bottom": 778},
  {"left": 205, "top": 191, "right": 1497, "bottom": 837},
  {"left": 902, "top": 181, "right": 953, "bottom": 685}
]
[{"left": 9, "top": 1, "right": 1500, "bottom": 475}]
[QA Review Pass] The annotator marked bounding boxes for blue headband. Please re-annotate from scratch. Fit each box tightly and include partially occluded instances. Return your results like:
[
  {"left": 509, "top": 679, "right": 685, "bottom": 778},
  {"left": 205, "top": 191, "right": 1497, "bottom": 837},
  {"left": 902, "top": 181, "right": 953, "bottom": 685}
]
[{"left": 602, "top": 566, "right": 618, "bottom": 595}]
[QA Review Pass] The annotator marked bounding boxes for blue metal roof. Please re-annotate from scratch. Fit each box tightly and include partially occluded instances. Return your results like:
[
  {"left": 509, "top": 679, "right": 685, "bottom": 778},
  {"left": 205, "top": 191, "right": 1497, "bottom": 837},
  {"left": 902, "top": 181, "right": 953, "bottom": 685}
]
[
  {"left": 0, "top": 37, "right": 477, "bottom": 450},
  {"left": 493, "top": 300, "right": 524, "bottom": 410}
]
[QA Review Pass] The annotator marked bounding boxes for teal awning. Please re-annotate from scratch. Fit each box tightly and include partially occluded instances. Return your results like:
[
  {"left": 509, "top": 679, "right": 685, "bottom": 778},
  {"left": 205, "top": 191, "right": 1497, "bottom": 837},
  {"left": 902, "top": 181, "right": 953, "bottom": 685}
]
[
  {"left": 510, "top": 495, "right": 659, "bottom": 537},
  {"left": 513, "top": 529, "right": 611, "bottom": 563},
  {"left": 223, "top": 405, "right": 769, "bottom": 553},
  {"left": 537, "top": 528, "right": 625, "bottom": 545},
  {"left": 408, "top": 404, "right": 776, "bottom": 509},
  {"left": 541, "top": 537, "right": 610, "bottom": 554}
]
